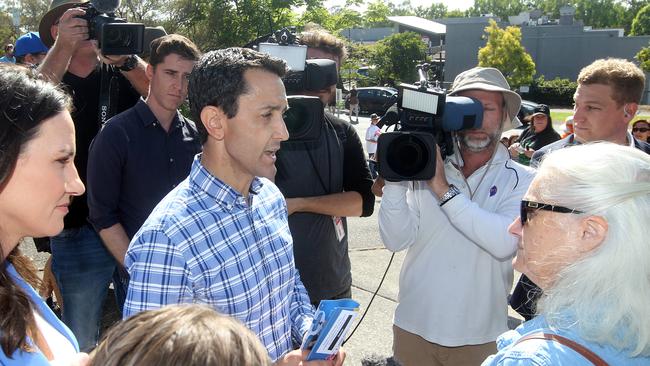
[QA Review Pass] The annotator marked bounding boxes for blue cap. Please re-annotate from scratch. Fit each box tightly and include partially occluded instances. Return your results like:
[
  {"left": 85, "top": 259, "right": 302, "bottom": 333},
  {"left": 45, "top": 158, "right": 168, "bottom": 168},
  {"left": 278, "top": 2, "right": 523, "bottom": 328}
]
[{"left": 14, "top": 32, "right": 49, "bottom": 58}]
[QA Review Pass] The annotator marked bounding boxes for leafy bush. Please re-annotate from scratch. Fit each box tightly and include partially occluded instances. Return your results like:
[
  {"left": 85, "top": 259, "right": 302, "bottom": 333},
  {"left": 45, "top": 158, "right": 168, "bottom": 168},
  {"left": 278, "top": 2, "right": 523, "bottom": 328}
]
[{"left": 525, "top": 76, "right": 577, "bottom": 107}]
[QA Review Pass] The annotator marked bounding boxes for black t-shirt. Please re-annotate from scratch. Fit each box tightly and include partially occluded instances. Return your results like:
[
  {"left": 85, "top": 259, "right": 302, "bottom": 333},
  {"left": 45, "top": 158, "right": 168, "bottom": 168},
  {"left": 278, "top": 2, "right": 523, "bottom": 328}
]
[
  {"left": 61, "top": 67, "right": 140, "bottom": 229},
  {"left": 275, "top": 112, "right": 374, "bottom": 303}
]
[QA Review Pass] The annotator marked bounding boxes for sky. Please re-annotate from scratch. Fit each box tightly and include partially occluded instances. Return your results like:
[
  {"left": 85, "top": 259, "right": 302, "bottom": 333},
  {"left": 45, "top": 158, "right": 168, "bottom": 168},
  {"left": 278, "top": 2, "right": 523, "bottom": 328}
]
[{"left": 323, "top": 0, "right": 474, "bottom": 12}]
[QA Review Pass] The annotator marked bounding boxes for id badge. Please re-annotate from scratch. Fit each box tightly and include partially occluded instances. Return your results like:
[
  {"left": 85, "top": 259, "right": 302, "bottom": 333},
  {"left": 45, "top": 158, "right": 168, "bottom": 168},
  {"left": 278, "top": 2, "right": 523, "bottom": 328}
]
[{"left": 332, "top": 216, "right": 345, "bottom": 242}]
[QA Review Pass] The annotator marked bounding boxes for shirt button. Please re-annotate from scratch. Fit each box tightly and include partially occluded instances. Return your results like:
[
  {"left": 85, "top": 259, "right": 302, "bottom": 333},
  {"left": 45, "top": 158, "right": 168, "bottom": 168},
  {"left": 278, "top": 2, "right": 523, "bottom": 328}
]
[
  {"left": 169, "top": 158, "right": 174, "bottom": 163},
  {"left": 152, "top": 122, "right": 157, "bottom": 127}
]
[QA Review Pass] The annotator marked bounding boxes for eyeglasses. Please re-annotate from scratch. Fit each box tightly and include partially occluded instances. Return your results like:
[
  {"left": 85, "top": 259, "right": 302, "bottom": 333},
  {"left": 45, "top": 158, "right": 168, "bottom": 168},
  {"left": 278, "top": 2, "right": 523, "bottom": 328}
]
[
  {"left": 520, "top": 200, "right": 583, "bottom": 225},
  {"left": 632, "top": 127, "right": 649, "bottom": 133}
]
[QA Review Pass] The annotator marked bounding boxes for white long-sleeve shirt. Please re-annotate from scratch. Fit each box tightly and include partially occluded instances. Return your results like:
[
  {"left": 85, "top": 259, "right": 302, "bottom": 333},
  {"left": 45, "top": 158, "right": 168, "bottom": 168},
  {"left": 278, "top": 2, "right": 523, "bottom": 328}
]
[{"left": 379, "top": 144, "right": 534, "bottom": 346}]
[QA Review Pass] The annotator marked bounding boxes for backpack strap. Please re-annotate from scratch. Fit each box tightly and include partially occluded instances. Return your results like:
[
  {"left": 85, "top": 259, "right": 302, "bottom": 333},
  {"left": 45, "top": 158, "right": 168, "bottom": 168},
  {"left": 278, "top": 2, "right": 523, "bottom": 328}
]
[{"left": 515, "top": 332, "right": 609, "bottom": 366}]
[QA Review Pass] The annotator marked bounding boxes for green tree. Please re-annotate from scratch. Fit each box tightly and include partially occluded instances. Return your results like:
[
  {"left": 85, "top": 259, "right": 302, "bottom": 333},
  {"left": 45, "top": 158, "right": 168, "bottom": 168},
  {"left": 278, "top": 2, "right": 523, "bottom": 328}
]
[
  {"left": 160, "top": 0, "right": 309, "bottom": 51},
  {"left": 414, "top": 3, "right": 448, "bottom": 19},
  {"left": 635, "top": 42, "right": 650, "bottom": 72},
  {"left": 478, "top": 19, "right": 536, "bottom": 88},
  {"left": 631, "top": 3, "right": 650, "bottom": 35},
  {"left": 0, "top": 11, "right": 15, "bottom": 48},
  {"left": 368, "top": 31, "right": 428, "bottom": 85},
  {"left": 572, "top": 0, "right": 625, "bottom": 29},
  {"left": 364, "top": 1, "right": 392, "bottom": 28},
  {"left": 470, "top": 0, "right": 528, "bottom": 19},
  {"left": 17, "top": 0, "right": 49, "bottom": 32}
]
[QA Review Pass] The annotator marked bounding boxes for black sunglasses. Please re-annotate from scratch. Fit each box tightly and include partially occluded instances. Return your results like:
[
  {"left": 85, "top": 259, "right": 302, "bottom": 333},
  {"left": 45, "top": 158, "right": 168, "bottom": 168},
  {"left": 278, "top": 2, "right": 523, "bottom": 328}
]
[
  {"left": 520, "top": 200, "right": 583, "bottom": 225},
  {"left": 632, "top": 127, "right": 649, "bottom": 133}
]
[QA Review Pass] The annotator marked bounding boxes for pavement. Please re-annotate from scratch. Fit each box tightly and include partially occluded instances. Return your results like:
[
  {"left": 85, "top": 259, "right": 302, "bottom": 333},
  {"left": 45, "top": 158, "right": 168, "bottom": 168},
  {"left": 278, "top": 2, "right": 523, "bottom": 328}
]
[{"left": 18, "top": 110, "right": 526, "bottom": 365}]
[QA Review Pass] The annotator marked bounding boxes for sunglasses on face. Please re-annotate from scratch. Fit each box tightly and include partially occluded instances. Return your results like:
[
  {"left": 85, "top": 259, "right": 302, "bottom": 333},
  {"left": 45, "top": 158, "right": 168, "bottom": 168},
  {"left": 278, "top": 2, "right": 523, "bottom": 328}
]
[
  {"left": 520, "top": 200, "right": 583, "bottom": 226},
  {"left": 632, "top": 127, "right": 649, "bottom": 133}
]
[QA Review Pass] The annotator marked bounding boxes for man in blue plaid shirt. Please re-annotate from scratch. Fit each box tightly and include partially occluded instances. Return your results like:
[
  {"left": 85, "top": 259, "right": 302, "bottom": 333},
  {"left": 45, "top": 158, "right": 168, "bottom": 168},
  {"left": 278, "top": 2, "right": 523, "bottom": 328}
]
[{"left": 123, "top": 48, "right": 344, "bottom": 365}]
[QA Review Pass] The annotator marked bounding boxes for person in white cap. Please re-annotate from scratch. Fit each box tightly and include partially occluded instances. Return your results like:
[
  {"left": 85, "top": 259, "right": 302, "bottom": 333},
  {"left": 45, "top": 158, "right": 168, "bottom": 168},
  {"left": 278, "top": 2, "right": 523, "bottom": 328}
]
[{"left": 377, "top": 67, "right": 535, "bottom": 366}]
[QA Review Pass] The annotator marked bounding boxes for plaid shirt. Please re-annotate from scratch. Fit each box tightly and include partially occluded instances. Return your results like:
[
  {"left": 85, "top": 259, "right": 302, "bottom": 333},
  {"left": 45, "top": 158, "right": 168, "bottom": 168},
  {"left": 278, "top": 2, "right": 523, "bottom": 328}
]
[{"left": 124, "top": 155, "right": 314, "bottom": 361}]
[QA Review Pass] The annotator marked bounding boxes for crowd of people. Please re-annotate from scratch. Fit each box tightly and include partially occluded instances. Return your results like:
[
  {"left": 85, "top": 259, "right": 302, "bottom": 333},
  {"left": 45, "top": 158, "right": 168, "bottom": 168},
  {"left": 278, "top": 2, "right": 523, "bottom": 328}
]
[{"left": 0, "top": 1, "right": 649, "bottom": 365}]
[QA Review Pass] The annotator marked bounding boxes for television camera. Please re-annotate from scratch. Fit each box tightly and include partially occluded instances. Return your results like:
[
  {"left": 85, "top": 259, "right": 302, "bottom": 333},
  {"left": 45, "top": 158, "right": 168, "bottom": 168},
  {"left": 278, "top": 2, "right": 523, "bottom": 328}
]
[
  {"left": 256, "top": 27, "right": 339, "bottom": 142},
  {"left": 377, "top": 64, "right": 484, "bottom": 181},
  {"left": 78, "top": 0, "right": 145, "bottom": 55}
]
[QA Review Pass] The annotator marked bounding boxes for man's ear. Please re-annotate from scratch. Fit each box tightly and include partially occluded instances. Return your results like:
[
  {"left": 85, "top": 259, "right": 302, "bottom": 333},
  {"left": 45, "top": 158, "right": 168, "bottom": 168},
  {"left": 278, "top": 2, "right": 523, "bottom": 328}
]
[
  {"left": 200, "top": 106, "right": 226, "bottom": 141},
  {"left": 578, "top": 215, "right": 608, "bottom": 254},
  {"left": 145, "top": 64, "right": 154, "bottom": 81}
]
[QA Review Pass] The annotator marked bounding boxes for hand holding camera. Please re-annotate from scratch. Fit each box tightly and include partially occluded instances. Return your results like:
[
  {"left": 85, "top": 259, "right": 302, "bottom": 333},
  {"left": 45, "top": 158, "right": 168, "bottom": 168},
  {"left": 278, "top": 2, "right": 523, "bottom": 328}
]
[{"left": 54, "top": 7, "right": 91, "bottom": 51}]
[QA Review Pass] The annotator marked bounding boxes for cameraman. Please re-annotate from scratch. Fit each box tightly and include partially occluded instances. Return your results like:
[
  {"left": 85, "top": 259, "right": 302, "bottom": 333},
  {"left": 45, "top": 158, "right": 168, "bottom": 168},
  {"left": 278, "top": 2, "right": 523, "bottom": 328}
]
[
  {"left": 377, "top": 68, "right": 534, "bottom": 366},
  {"left": 274, "top": 27, "right": 374, "bottom": 306},
  {"left": 37, "top": 0, "right": 148, "bottom": 351}
]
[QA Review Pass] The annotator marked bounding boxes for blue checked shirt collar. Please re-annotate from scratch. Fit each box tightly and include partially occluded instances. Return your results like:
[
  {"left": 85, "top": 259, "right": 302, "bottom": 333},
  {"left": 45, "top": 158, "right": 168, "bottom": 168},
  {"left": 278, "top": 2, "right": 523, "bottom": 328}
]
[{"left": 188, "top": 154, "right": 264, "bottom": 211}]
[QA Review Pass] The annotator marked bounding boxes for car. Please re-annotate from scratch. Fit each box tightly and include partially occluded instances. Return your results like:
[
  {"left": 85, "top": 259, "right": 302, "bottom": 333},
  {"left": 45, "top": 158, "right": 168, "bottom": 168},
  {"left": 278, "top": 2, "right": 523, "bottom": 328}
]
[{"left": 345, "top": 87, "right": 398, "bottom": 115}]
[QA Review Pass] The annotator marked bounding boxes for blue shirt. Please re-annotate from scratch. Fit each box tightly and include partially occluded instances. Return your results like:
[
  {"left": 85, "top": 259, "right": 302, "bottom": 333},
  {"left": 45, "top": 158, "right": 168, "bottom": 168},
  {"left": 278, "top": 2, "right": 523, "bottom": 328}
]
[
  {"left": 88, "top": 99, "right": 201, "bottom": 238},
  {"left": 124, "top": 156, "right": 314, "bottom": 361},
  {"left": 0, "top": 55, "right": 15, "bottom": 63},
  {"left": 0, "top": 264, "right": 79, "bottom": 365},
  {"left": 482, "top": 314, "right": 650, "bottom": 365}
]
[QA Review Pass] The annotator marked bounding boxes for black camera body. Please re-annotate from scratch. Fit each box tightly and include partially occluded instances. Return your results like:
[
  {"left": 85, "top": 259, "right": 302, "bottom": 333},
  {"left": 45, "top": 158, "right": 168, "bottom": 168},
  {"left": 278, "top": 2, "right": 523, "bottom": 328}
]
[
  {"left": 256, "top": 27, "right": 339, "bottom": 142},
  {"left": 377, "top": 64, "right": 484, "bottom": 182},
  {"left": 78, "top": 1, "right": 144, "bottom": 55}
]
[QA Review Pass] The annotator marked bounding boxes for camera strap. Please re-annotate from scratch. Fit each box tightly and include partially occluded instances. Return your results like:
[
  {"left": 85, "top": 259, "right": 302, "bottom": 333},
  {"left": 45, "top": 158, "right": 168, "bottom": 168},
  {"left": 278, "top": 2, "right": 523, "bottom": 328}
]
[{"left": 98, "top": 63, "right": 121, "bottom": 125}]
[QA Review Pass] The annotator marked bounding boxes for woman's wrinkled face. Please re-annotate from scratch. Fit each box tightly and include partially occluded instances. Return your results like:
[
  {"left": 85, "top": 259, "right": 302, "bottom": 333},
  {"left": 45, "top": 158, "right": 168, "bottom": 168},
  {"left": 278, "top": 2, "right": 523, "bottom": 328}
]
[
  {"left": 508, "top": 174, "right": 583, "bottom": 290},
  {"left": 0, "top": 111, "right": 84, "bottom": 253}
]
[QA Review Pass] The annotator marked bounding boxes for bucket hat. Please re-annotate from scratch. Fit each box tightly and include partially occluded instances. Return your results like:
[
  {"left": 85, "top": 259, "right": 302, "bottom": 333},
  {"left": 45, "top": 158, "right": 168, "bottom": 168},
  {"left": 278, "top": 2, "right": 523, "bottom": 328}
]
[
  {"left": 39, "top": 0, "right": 89, "bottom": 48},
  {"left": 14, "top": 32, "right": 49, "bottom": 57},
  {"left": 448, "top": 67, "right": 522, "bottom": 129}
]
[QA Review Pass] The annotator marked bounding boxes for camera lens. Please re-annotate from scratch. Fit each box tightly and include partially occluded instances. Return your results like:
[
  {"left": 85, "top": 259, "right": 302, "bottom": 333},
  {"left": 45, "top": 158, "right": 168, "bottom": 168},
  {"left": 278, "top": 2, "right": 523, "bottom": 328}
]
[
  {"left": 386, "top": 134, "right": 430, "bottom": 178},
  {"left": 105, "top": 27, "right": 133, "bottom": 48}
]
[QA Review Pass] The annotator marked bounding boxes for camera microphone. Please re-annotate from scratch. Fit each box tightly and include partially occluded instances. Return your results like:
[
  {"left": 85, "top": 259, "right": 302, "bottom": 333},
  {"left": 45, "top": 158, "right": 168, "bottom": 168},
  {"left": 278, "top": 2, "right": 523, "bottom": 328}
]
[{"left": 90, "top": 0, "right": 120, "bottom": 13}]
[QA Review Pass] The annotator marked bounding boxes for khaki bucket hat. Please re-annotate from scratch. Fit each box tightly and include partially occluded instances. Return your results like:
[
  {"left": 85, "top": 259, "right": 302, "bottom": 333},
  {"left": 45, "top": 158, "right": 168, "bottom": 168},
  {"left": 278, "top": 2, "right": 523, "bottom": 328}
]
[
  {"left": 39, "top": 0, "right": 89, "bottom": 48},
  {"left": 448, "top": 67, "right": 522, "bottom": 129}
]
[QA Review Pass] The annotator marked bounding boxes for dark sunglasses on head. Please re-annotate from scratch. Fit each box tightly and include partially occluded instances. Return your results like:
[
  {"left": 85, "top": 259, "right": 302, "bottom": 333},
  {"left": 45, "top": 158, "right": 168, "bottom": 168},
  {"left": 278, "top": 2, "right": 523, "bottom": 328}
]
[
  {"left": 633, "top": 127, "right": 649, "bottom": 133},
  {"left": 520, "top": 200, "right": 583, "bottom": 226}
]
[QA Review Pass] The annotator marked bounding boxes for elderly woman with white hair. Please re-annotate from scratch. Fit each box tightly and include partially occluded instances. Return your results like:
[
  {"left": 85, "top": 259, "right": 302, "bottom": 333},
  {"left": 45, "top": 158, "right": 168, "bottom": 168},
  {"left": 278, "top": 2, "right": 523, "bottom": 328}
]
[{"left": 483, "top": 142, "right": 650, "bottom": 365}]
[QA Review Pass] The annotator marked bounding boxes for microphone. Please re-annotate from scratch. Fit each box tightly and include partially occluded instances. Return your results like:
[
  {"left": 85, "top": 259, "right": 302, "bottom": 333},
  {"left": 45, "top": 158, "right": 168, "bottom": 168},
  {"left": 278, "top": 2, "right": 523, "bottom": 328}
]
[
  {"left": 90, "top": 0, "right": 120, "bottom": 13},
  {"left": 361, "top": 354, "right": 402, "bottom": 366}
]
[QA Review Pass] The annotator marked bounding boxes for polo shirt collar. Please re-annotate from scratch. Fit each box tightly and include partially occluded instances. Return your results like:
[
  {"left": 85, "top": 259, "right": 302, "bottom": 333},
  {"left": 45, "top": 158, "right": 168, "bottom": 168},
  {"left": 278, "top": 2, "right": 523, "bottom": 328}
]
[
  {"left": 189, "top": 155, "right": 263, "bottom": 211},
  {"left": 134, "top": 98, "right": 185, "bottom": 130}
]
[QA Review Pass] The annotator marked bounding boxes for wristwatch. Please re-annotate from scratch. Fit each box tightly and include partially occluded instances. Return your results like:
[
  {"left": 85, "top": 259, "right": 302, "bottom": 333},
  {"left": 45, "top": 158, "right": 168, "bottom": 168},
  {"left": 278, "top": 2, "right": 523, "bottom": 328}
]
[
  {"left": 117, "top": 55, "right": 138, "bottom": 72},
  {"left": 439, "top": 184, "right": 461, "bottom": 207}
]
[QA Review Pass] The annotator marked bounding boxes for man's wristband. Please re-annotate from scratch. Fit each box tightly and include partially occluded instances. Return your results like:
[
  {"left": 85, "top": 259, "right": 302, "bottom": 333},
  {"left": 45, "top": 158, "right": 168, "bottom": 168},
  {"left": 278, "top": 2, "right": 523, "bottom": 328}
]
[
  {"left": 439, "top": 184, "right": 461, "bottom": 207},
  {"left": 117, "top": 55, "right": 138, "bottom": 72}
]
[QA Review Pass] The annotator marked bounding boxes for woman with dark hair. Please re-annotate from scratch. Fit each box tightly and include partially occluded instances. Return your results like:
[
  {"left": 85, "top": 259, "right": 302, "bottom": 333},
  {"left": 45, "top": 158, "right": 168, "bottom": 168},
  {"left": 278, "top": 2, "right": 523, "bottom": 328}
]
[
  {"left": 509, "top": 104, "right": 561, "bottom": 165},
  {"left": 0, "top": 65, "right": 86, "bottom": 365}
]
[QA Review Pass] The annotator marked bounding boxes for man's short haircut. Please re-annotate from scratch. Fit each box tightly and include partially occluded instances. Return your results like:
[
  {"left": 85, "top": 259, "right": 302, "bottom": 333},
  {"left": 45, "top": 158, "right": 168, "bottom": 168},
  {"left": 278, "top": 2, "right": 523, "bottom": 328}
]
[
  {"left": 89, "top": 304, "right": 272, "bottom": 366},
  {"left": 149, "top": 34, "right": 201, "bottom": 68},
  {"left": 299, "top": 24, "right": 347, "bottom": 62},
  {"left": 188, "top": 47, "right": 287, "bottom": 144},
  {"left": 577, "top": 58, "right": 645, "bottom": 105}
]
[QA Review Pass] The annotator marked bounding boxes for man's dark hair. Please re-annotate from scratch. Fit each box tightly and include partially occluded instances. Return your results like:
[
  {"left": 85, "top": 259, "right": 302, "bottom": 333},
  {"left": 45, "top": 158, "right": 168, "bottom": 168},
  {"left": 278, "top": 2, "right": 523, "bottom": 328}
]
[
  {"left": 188, "top": 47, "right": 287, "bottom": 144},
  {"left": 149, "top": 34, "right": 201, "bottom": 68}
]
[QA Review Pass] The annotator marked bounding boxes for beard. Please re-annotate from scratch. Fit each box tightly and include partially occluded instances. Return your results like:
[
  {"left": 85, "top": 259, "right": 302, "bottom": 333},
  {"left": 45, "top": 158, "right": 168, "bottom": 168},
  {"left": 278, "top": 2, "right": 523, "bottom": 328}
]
[{"left": 458, "top": 128, "right": 502, "bottom": 152}]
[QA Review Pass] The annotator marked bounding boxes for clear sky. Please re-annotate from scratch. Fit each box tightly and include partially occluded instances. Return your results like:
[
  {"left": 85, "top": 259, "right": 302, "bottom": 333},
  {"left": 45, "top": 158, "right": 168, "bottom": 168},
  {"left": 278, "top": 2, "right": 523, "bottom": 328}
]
[{"left": 323, "top": 0, "right": 474, "bottom": 12}]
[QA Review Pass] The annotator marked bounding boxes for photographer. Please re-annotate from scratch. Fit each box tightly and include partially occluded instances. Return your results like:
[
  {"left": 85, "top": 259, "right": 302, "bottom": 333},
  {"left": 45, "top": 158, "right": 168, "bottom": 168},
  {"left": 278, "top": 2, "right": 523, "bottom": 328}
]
[
  {"left": 37, "top": 0, "right": 148, "bottom": 351},
  {"left": 377, "top": 67, "right": 534, "bottom": 366},
  {"left": 275, "top": 28, "right": 374, "bottom": 306}
]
